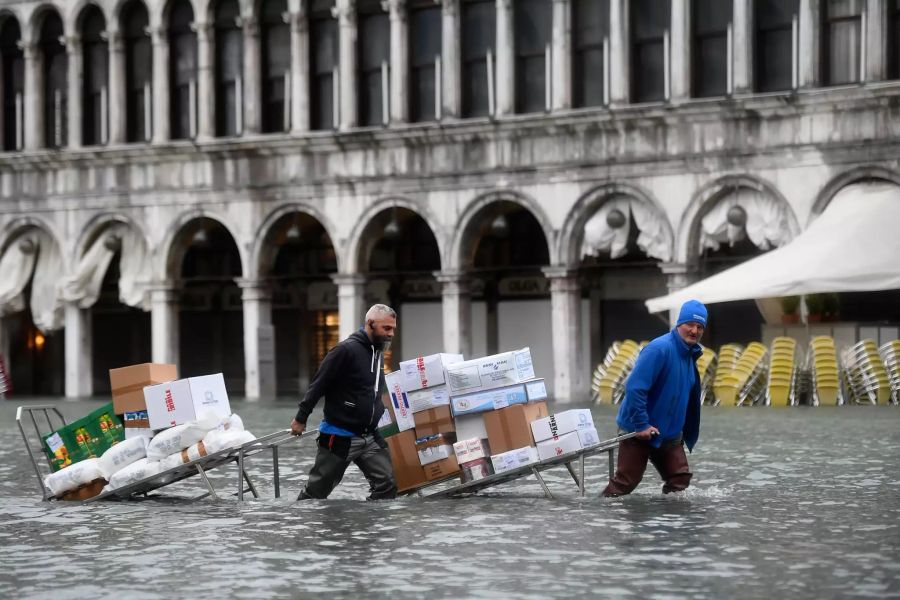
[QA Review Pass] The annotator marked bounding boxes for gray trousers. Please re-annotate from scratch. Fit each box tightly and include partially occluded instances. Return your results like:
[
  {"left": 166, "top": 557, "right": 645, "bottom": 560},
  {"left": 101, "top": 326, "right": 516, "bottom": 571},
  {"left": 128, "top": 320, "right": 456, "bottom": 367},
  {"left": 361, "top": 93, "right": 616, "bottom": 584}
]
[{"left": 298, "top": 434, "right": 397, "bottom": 500}]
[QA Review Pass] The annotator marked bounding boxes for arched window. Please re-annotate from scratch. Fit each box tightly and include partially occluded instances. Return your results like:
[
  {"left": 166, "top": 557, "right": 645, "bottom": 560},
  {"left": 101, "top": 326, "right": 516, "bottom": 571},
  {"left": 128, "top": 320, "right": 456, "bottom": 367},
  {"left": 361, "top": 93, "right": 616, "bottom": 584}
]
[
  {"left": 461, "top": 0, "right": 495, "bottom": 118},
  {"left": 0, "top": 17, "right": 24, "bottom": 151},
  {"left": 309, "top": 0, "right": 337, "bottom": 130},
  {"left": 169, "top": 0, "right": 197, "bottom": 139},
  {"left": 122, "top": 0, "right": 151, "bottom": 142},
  {"left": 630, "top": 0, "right": 669, "bottom": 102},
  {"left": 260, "top": 0, "right": 289, "bottom": 133},
  {"left": 753, "top": 0, "right": 798, "bottom": 92},
  {"left": 691, "top": 0, "right": 731, "bottom": 97},
  {"left": 409, "top": 0, "right": 441, "bottom": 122},
  {"left": 81, "top": 6, "right": 107, "bottom": 146},
  {"left": 215, "top": 0, "right": 243, "bottom": 136},
  {"left": 514, "top": 0, "right": 551, "bottom": 114},
  {"left": 357, "top": 0, "right": 389, "bottom": 127},
  {"left": 573, "top": 0, "right": 609, "bottom": 108},
  {"left": 41, "top": 11, "right": 67, "bottom": 148}
]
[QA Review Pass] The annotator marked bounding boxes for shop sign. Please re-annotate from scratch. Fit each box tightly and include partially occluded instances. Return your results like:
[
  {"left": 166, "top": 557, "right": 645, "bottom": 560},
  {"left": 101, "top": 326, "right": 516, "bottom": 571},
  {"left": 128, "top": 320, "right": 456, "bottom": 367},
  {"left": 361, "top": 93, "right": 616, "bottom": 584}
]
[
  {"left": 401, "top": 278, "right": 441, "bottom": 299},
  {"left": 498, "top": 276, "right": 551, "bottom": 297}
]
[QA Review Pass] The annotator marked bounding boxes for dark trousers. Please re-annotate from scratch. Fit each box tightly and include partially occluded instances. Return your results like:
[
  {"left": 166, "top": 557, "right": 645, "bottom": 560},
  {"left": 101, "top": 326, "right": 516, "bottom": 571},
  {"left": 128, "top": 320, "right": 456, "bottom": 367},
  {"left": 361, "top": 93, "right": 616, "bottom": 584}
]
[
  {"left": 298, "top": 434, "right": 397, "bottom": 500},
  {"left": 602, "top": 435, "right": 692, "bottom": 497}
]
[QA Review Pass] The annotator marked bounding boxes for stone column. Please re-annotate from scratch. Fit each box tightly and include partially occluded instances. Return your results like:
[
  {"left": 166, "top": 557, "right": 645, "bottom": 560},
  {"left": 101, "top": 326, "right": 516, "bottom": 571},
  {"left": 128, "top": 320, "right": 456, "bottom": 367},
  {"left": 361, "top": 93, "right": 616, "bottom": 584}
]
[
  {"left": 150, "top": 284, "right": 180, "bottom": 365},
  {"left": 242, "top": 16, "right": 261, "bottom": 134},
  {"left": 543, "top": 267, "right": 585, "bottom": 404},
  {"left": 495, "top": 0, "right": 514, "bottom": 115},
  {"left": 332, "top": 274, "right": 366, "bottom": 342},
  {"left": 732, "top": 0, "right": 752, "bottom": 93},
  {"left": 237, "top": 279, "right": 276, "bottom": 400},
  {"left": 65, "top": 303, "right": 93, "bottom": 399},
  {"left": 670, "top": 0, "right": 690, "bottom": 100},
  {"left": 435, "top": 270, "right": 472, "bottom": 357},
  {"left": 660, "top": 262, "right": 698, "bottom": 327},
  {"left": 66, "top": 36, "right": 83, "bottom": 149},
  {"left": 289, "top": 8, "right": 310, "bottom": 133},
  {"left": 334, "top": 0, "right": 357, "bottom": 129},
  {"left": 798, "top": 0, "right": 820, "bottom": 88},
  {"left": 551, "top": 0, "right": 572, "bottom": 110},
  {"left": 609, "top": 0, "right": 629, "bottom": 104},
  {"left": 108, "top": 31, "right": 127, "bottom": 144},
  {"left": 386, "top": 0, "right": 409, "bottom": 123},
  {"left": 23, "top": 42, "right": 43, "bottom": 150},
  {"left": 865, "top": 0, "right": 886, "bottom": 82},
  {"left": 151, "top": 26, "right": 170, "bottom": 143},
  {"left": 441, "top": 0, "right": 460, "bottom": 118},
  {"left": 195, "top": 23, "right": 215, "bottom": 140}
]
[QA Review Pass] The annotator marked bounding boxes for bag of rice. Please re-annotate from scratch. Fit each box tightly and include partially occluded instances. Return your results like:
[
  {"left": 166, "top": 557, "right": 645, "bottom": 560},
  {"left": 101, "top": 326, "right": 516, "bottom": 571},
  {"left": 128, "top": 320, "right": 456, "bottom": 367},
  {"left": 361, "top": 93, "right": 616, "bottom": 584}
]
[
  {"left": 145, "top": 412, "right": 220, "bottom": 460},
  {"left": 107, "top": 457, "right": 164, "bottom": 490},
  {"left": 44, "top": 458, "right": 105, "bottom": 497},
  {"left": 97, "top": 436, "right": 149, "bottom": 479},
  {"left": 202, "top": 429, "right": 256, "bottom": 454}
]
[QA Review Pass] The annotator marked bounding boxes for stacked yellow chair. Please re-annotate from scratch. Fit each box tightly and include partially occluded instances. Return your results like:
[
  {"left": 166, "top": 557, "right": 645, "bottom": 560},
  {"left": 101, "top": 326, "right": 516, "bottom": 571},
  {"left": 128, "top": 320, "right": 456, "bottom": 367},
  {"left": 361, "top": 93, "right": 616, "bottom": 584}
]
[
  {"left": 842, "top": 339, "right": 891, "bottom": 405},
  {"left": 590, "top": 342, "right": 621, "bottom": 403},
  {"left": 710, "top": 344, "right": 744, "bottom": 406},
  {"left": 878, "top": 340, "right": 900, "bottom": 405},
  {"left": 696, "top": 347, "right": 717, "bottom": 405},
  {"left": 596, "top": 340, "right": 643, "bottom": 404},
  {"left": 808, "top": 336, "right": 842, "bottom": 406},
  {"left": 714, "top": 342, "right": 768, "bottom": 406},
  {"left": 767, "top": 337, "right": 798, "bottom": 406}
]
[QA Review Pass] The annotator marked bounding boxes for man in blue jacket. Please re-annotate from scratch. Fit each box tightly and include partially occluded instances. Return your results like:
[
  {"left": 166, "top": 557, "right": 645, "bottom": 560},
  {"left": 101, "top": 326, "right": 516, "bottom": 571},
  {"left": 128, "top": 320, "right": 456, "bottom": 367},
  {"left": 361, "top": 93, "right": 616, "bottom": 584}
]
[{"left": 602, "top": 299, "right": 706, "bottom": 497}]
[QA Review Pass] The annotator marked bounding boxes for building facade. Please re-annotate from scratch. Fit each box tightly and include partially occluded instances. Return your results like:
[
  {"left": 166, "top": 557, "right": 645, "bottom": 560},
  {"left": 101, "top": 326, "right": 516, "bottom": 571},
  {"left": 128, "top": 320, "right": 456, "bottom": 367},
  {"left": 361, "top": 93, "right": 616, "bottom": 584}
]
[{"left": 1, "top": 0, "right": 899, "bottom": 402}]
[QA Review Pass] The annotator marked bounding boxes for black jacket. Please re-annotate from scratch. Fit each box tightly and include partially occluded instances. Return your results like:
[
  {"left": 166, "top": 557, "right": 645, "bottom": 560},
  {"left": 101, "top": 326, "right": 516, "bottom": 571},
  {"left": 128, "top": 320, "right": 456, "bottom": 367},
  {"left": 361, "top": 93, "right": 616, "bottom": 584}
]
[{"left": 295, "top": 329, "right": 387, "bottom": 436}]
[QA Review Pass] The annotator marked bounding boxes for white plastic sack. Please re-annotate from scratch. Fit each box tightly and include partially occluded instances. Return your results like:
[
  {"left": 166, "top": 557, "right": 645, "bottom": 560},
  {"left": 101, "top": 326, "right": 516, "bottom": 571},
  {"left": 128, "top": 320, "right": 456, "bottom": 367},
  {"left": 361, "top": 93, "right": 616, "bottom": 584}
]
[
  {"left": 145, "top": 412, "right": 220, "bottom": 460},
  {"left": 202, "top": 429, "right": 256, "bottom": 455},
  {"left": 44, "top": 458, "right": 105, "bottom": 497},
  {"left": 107, "top": 458, "right": 164, "bottom": 490},
  {"left": 159, "top": 452, "right": 185, "bottom": 472},
  {"left": 97, "top": 437, "right": 149, "bottom": 480},
  {"left": 213, "top": 413, "right": 244, "bottom": 433}
]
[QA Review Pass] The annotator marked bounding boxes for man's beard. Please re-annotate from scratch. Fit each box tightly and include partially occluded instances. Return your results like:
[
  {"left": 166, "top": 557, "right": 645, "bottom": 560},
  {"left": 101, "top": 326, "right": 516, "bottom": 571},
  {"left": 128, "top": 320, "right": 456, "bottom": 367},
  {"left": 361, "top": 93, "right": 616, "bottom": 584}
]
[{"left": 374, "top": 335, "right": 392, "bottom": 351}]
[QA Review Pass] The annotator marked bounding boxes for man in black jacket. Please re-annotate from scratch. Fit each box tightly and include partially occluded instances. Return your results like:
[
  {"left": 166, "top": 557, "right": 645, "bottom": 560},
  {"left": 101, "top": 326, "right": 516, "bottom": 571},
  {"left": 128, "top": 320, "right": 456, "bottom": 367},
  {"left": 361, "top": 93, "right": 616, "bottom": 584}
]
[{"left": 290, "top": 304, "right": 398, "bottom": 500}]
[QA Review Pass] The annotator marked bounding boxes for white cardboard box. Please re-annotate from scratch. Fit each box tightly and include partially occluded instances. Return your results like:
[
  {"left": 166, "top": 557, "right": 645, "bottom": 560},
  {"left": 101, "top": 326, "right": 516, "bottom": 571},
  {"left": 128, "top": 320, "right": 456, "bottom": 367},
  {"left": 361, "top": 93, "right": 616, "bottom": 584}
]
[
  {"left": 536, "top": 427, "right": 600, "bottom": 461},
  {"left": 530, "top": 409, "right": 595, "bottom": 443},
  {"left": 578, "top": 427, "right": 600, "bottom": 448},
  {"left": 144, "top": 373, "right": 231, "bottom": 430},
  {"left": 385, "top": 371, "right": 416, "bottom": 432},
  {"left": 399, "top": 353, "right": 464, "bottom": 392},
  {"left": 454, "top": 413, "right": 488, "bottom": 442},
  {"left": 417, "top": 444, "right": 454, "bottom": 466},
  {"left": 445, "top": 348, "right": 535, "bottom": 395},
  {"left": 377, "top": 408, "right": 393, "bottom": 430},
  {"left": 407, "top": 385, "right": 451, "bottom": 413},
  {"left": 491, "top": 446, "right": 539, "bottom": 474},
  {"left": 450, "top": 378, "right": 546, "bottom": 417},
  {"left": 453, "top": 438, "right": 490, "bottom": 463}
]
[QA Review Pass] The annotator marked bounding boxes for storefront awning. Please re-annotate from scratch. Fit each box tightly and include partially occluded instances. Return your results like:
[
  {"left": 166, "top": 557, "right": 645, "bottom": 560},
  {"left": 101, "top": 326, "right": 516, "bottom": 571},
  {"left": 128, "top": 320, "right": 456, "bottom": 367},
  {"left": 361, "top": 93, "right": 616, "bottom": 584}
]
[{"left": 646, "top": 183, "right": 900, "bottom": 314}]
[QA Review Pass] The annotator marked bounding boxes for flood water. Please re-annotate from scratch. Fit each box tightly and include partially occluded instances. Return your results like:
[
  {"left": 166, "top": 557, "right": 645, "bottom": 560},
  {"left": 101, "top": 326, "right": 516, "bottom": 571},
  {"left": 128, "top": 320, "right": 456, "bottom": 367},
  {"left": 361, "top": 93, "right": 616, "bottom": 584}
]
[{"left": 2, "top": 398, "right": 899, "bottom": 599}]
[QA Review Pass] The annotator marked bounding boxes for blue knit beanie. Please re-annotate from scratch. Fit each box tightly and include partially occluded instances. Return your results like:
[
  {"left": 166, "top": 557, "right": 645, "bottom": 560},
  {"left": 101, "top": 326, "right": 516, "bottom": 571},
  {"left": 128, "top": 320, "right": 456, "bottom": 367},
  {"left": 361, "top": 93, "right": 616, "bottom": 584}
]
[{"left": 676, "top": 299, "right": 708, "bottom": 327}]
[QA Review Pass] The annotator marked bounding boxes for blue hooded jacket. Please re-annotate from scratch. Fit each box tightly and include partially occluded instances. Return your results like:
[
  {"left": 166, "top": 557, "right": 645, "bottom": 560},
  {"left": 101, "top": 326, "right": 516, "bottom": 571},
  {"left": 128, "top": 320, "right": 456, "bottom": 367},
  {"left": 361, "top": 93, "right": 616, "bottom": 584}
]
[{"left": 616, "top": 329, "right": 703, "bottom": 451}]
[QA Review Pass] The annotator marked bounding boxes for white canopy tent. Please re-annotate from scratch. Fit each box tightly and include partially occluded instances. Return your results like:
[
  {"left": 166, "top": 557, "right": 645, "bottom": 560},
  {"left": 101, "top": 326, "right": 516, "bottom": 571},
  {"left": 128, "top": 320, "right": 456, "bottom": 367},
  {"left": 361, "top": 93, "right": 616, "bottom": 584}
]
[{"left": 646, "top": 183, "right": 900, "bottom": 314}]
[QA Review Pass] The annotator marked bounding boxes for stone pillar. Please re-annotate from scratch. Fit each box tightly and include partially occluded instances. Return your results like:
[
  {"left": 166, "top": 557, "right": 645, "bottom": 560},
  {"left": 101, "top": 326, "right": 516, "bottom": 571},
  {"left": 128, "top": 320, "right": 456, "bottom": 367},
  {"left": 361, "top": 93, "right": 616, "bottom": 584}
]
[
  {"left": 108, "top": 31, "right": 127, "bottom": 144},
  {"left": 543, "top": 267, "right": 585, "bottom": 404},
  {"left": 495, "top": 0, "right": 514, "bottom": 115},
  {"left": 732, "top": 0, "right": 752, "bottom": 93},
  {"left": 441, "top": 0, "right": 460, "bottom": 118},
  {"left": 290, "top": 8, "right": 310, "bottom": 133},
  {"left": 335, "top": 0, "right": 357, "bottom": 130},
  {"left": 65, "top": 303, "right": 93, "bottom": 399},
  {"left": 386, "top": 0, "right": 409, "bottom": 123},
  {"left": 435, "top": 270, "right": 472, "bottom": 357},
  {"left": 609, "top": 0, "right": 629, "bottom": 104},
  {"left": 242, "top": 16, "right": 261, "bottom": 134},
  {"left": 66, "top": 36, "right": 83, "bottom": 149},
  {"left": 670, "top": 0, "right": 690, "bottom": 100},
  {"left": 865, "top": 0, "right": 886, "bottom": 82},
  {"left": 551, "top": 0, "right": 572, "bottom": 110},
  {"left": 196, "top": 23, "right": 215, "bottom": 140},
  {"left": 237, "top": 279, "right": 276, "bottom": 400},
  {"left": 798, "top": 0, "right": 820, "bottom": 88},
  {"left": 332, "top": 274, "right": 366, "bottom": 341},
  {"left": 150, "top": 284, "right": 180, "bottom": 365},
  {"left": 23, "top": 43, "right": 43, "bottom": 150},
  {"left": 151, "top": 26, "right": 170, "bottom": 143},
  {"left": 660, "top": 262, "right": 698, "bottom": 327}
]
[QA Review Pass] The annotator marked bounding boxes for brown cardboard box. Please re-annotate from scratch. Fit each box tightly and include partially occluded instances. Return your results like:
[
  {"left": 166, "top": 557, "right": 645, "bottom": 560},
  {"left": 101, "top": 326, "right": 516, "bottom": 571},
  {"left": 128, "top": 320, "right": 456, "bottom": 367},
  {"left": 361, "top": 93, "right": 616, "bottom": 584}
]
[
  {"left": 413, "top": 406, "right": 455, "bottom": 438},
  {"left": 424, "top": 455, "right": 459, "bottom": 482},
  {"left": 109, "top": 363, "right": 178, "bottom": 415},
  {"left": 386, "top": 430, "right": 429, "bottom": 493},
  {"left": 483, "top": 401, "right": 549, "bottom": 455}
]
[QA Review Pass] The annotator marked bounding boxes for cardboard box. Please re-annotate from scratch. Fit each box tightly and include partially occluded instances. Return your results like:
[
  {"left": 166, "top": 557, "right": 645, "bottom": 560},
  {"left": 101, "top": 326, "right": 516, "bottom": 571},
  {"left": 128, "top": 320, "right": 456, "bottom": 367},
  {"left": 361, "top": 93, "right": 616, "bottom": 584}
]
[
  {"left": 460, "top": 457, "right": 494, "bottom": 484},
  {"left": 423, "top": 455, "right": 460, "bottom": 482},
  {"left": 407, "top": 385, "right": 451, "bottom": 413},
  {"left": 536, "top": 430, "right": 582, "bottom": 461},
  {"left": 578, "top": 427, "right": 600, "bottom": 448},
  {"left": 399, "top": 353, "right": 464, "bottom": 392},
  {"left": 491, "top": 446, "right": 539, "bottom": 474},
  {"left": 109, "top": 363, "right": 178, "bottom": 415},
  {"left": 377, "top": 395, "right": 400, "bottom": 438},
  {"left": 450, "top": 379, "right": 547, "bottom": 417},
  {"left": 417, "top": 442, "right": 455, "bottom": 466},
  {"left": 454, "top": 413, "right": 488, "bottom": 442},
  {"left": 386, "top": 430, "right": 429, "bottom": 492},
  {"left": 484, "top": 401, "right": 549, "bottom": 455},
  {"left": 530, "top": 409, "right": 595, "bottom": 443},
  {"left": 445, "top": 348, "right": 535, "bottom": 395},
  {"left": 144, "top": 373, "right": 231, "bottom": 430},
  {"left": 413, "top": 406, "right": 455, "bottom": 438},
  {"left": 385, "top": 371, "right": 416, "bottom": 432},
  {"left": 122, "top": 410, "right": 150, "bottom": 430},
  {"left": 453, "top": 438, "right": 491, "bottom": 463},
  {"left": 42, "top": 403, "right": 125, "bottom": 471}
]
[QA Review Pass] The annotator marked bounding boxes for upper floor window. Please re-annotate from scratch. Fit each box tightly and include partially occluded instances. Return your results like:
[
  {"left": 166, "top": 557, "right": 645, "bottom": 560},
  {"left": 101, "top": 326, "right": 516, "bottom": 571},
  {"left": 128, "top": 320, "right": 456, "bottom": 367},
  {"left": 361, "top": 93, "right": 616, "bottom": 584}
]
[
  {"left": 691, "top": 0, "right": 731, "bottom": 97},
  {"left": 215, "top": 0, "right": 243, "bottom": 136},
  {"left": 1, "top": 17, "right": 24, "bottom": 151},
  {"left": 41, "top": 11, "right": 67, "bottom": 149},
  {"left": 889, "top": 0, "right": 900, "bottom": 79},
  {"left": 169, "top": 0, "right": 197, "bottom": 140},
  {"left": 630, "top": 0, "right": 670, "bottom": 103},
  {"left": 573, "top": 0, "right": 609, "bottom": 108},
  {"left": 514, "top": 0, "right": 551, "bottom": 114},
  {"left": 357, "top": 0, "right": 389, "bottom": 127},
  {"left": 754, "top": 0, "right": 798, "bottom": 92},
  {"left": 822, "top": 0, "right": 863, "bottom": 86},
  {"left": 122, "top": 0, "right": 151, "bottom": 143},
  {"left": 81, "top": 7, "right": 107, "bottom": 146},
  {"left": 309, "top": 0, "right": 337, "bottom": 130},
  {"left": 410, "top": 0, "right": 442, "bottom": 122},
  {"left": 261, "top": 0, "right": 290, "bottom": 133},
  {"left": 461, "top": 0, "right": 495, "bottom": 117}
]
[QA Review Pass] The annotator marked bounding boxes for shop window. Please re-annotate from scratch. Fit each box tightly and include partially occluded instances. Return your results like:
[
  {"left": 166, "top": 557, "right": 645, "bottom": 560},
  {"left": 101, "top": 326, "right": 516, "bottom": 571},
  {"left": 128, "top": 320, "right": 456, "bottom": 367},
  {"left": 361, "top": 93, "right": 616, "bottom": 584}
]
[
  {"left": 81, "top": 7, "right": 107, "bottom": 146},
  {"left": 122, "top": 0, "right": 151, "bottom": 142},
  {"left": 169, "top": 0, "right": 196, "bottom": 139},
  {"left": 753, "top": 0, "right": 798, "bottom": 92},
  {"left": 630, "top": 0, "right": 669, "bottom": 102},
  {"left": 691, "top": 0, "right": 731, "bottom": 97},
  {"left": 310, "top": 0, "right": 337, "bottom": 130},
  {"left": 514, "top": 0, "right": 551, "bottom": 114},
  {"left": 573, "top": 0, "right": 609, "bottom": 108},
  {"left": 357, "top": 0, "right": 389, "bottom": 126},
  {"left": 409, "top": 0, "right": 441, "bottom": 122},
  {"left": 41, "top": 12, "right": 67, "bottom": 148},
  {"left": 215, "top": 0, "right": 243, "bottom": 136},
  {"left": 261, "top": 0, "right": 290, "bottom": 133},
  {"left": 461, "top": 0, "right": 495, "bottom": 117},
  {"left": 822, "top": 0, "right": 863, "bottom": 85}
]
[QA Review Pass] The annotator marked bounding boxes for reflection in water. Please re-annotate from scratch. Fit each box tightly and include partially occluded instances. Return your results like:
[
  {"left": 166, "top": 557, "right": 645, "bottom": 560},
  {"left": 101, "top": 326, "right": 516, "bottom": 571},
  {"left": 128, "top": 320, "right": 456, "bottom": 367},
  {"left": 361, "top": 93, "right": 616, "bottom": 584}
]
[{"left": 2, "top": 400, "right": 899, "bottom": 598}]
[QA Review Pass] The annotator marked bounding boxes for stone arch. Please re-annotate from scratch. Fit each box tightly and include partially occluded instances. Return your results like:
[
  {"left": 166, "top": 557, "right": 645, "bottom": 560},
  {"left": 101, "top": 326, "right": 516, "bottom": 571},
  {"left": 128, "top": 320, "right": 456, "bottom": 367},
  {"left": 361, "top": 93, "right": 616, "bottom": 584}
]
[
  {"left": 675, "top": 174, "right": 800, "bottom": 265},
  {"left": 109, "top": 0, "right": 151, "bottom": 28},
  {"left": 450, "top": 189, "right": 555, "bottom": 271},
  {"left": 157, "top": 208, "right": 247, "bottom": 280},
  {"left": 66, "top": 0, "right": 105, "bottom": 33},
  {"left": 0, "top": 214, "right": 67, "bottom": 269},
  {"left": 0, "top": 9, "right": 23, "bottom": 34},
  {"left": 252, "top": 201, "right": 342, "bottom": 278},
  {"left": 27, "top": 3, "right": 65, "bottom": 43},
  {"left": 73, "top": 212, "right": 150, "bottom": 260},
  {"left": 558, "top": 181, "right": 674, "bottom": 268},
  {"left": 810, "top": 165, "right": 900, "bottom": 223},
  {"left": 345, "top": 196, "right": 445, "bottom": 274}
]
